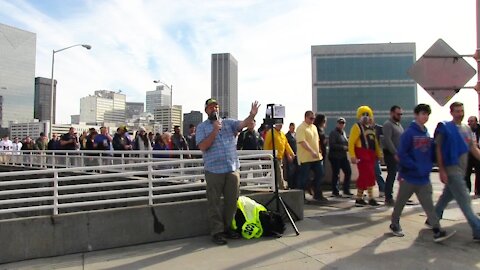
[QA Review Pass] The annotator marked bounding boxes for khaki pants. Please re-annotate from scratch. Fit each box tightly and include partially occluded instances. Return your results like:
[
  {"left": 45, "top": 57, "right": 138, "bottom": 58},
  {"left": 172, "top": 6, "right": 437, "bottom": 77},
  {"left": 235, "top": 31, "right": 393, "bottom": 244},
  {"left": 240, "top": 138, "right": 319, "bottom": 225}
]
[
  {"left": 274, "top": 159, "right": 286, "bottom": 189},
  {"left": 205, "top": 170, "right": 240, "bottom": 235}
]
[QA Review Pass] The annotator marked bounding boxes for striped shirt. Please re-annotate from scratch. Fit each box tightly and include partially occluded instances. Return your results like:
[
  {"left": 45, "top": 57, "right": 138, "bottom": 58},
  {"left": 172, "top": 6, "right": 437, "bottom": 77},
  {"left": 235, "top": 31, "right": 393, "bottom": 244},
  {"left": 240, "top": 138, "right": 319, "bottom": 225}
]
[{"left": 196, "top": 119, "right": 241, "bottom": 173}]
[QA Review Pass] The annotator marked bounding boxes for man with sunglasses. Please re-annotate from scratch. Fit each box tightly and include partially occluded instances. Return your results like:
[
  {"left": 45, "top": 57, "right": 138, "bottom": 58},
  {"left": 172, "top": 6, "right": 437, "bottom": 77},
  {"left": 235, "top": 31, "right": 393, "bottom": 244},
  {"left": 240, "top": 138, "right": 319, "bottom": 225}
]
[
  {"left": 296, "top": 110, "right": 327, "bottom": 202},
  {"left": 383, "top": 105, "right": 404, "bottom": 206},
  {"left": 196, "top": 98, "right": 260, "bottom": 245}
]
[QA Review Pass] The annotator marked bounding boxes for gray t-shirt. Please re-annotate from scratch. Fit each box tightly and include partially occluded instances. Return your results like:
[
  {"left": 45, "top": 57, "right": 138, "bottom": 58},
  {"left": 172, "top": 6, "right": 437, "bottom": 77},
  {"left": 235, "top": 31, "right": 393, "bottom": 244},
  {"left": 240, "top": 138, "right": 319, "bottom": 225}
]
[{"left": 436, "top": 123, "right": 474, "bottom": 175}]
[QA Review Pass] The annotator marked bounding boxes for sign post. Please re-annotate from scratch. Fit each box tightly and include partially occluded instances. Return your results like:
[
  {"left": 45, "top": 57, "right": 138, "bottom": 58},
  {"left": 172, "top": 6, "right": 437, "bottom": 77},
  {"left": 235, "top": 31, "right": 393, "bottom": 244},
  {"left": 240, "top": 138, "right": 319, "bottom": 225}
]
[{"left": 408, "top": 39, "right": 476, "bottom": 106}]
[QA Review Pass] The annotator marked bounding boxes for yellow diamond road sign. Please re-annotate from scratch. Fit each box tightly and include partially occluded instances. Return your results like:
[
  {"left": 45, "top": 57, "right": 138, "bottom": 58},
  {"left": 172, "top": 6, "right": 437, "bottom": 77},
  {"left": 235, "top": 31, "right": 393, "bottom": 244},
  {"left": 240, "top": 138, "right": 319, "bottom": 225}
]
[{"left": 407, "top": 39, "right": 476, "bottom": 106}]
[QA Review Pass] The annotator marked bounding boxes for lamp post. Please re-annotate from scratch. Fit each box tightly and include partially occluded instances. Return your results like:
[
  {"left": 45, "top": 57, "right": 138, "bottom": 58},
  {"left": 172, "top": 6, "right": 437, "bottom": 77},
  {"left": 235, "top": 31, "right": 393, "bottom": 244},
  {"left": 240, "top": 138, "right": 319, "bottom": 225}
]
[
  {"left": 153, "top": 80, "right": 173, "bottom": 132},
  {"left": 50, "top": 44, "right": 91, "bottom": 138}
]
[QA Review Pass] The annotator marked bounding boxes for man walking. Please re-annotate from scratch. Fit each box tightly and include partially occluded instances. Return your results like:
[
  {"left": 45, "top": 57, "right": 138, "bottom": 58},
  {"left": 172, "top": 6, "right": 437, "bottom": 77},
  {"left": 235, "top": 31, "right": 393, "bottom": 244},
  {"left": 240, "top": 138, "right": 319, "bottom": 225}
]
[
  {"left": 434, "top": 102, "right": 480, "bottom": 241},
  {"left": 196, "top": 98, "right": 260, "bottom": 245},
  {"left": 383, "top": 105, "right": 404, "bottom": 206},
  {"left": 285, "top": 123, "right": 298, "bottom": 189},
  {"left": 328, "top": 117, "right": 352, "bottom": 197},
  {"left": 296, "top": 111, "right": 327, "bottom": 202},
  {"left": 466, "top": 116, "right": 480, "bottom": 196},
  {"left": 389, "top": 104, "right": 455, "bottom": 242},
  {"left": 348, "top": 106, "right": 382, "bottom": 207}
]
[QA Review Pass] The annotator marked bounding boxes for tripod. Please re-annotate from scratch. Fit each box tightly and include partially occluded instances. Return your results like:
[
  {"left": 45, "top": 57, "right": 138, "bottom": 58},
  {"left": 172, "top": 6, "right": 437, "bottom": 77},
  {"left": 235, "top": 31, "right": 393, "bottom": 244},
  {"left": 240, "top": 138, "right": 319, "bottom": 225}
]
[{"left": 264, "top": 104, "right": 299, "bottom": 236}]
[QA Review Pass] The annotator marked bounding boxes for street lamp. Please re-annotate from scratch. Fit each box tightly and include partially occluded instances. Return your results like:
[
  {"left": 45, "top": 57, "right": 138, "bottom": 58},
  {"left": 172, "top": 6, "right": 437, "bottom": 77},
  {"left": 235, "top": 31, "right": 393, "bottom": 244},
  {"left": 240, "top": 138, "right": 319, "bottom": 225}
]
[
  {"left": 50, "top": 44, "right": 91, "bottom": 138},
  {"left": 153, "top": 80, "right": 173, "bottom": 132}
]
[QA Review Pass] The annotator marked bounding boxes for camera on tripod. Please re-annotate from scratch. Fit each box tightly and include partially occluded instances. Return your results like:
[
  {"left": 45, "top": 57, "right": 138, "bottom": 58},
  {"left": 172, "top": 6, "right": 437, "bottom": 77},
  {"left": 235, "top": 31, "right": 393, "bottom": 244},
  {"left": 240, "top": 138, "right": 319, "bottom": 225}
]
[{"left": 264, "top": 104, "right": 285, "bottom": 126}]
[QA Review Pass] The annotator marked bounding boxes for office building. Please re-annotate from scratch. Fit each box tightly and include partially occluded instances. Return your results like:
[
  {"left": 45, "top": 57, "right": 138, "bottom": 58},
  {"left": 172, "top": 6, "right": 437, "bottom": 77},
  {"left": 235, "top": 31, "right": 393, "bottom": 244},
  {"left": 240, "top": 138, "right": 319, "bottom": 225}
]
[
  {"left": 70, "top": 114, "right": 80, "bottom": 124},
  {"left": 79, "top": 90, "right": 126, "bottom": 125},
  {"left": 146, "top": 85, "right": 171, "bottom": 114},
  {"left": 211, "top": 53, "right": 238, "bottom": 119},
  {"left": 34, "top": 77, "right": 56, "bottom": 122},
  {"left": 183, "top": 110, "right": 203, "bottom": 135},
  {"left": 126, "top": 102, "right": 144, "bottom": 119},
  {"left": 153, "top": 105, "right": 182, "bottom": 132},
  {"left": 0, "top": 23, "right": 36, "bottom": 128},
  {"left": 311, "top": 42, "right": 417, "bottom": 133},
  {"left": 9, "top": 120, "right": 49, "bottom": 139}
]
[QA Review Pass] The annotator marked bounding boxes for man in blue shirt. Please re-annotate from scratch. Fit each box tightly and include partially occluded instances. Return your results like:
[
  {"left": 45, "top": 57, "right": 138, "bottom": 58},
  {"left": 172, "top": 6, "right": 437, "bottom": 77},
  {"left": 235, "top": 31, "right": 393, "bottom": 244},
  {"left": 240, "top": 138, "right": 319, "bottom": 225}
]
[
  {"left": 196, "top": 98, "right": 260, "bottom": 245},
  {"left": 434, "top": 102, "right": 480, "bottom": 242},
  {"left": 389, "top": 104, "right": 455, "bottom": 242}
]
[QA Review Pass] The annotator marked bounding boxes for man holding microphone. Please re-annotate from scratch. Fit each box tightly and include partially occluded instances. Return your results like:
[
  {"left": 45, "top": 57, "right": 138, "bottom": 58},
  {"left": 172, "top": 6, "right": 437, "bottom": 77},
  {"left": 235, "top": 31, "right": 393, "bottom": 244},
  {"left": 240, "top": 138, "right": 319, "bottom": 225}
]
[{"left": 196, "top": 98, "right": 260, "bottom": 245}]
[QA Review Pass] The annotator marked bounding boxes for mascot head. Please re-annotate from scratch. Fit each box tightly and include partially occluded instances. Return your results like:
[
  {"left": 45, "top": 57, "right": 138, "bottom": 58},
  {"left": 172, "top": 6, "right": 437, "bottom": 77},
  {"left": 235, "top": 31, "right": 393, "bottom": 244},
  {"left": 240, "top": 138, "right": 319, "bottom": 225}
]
[{"left": 356, "top": 105, "right": 373, "bottom": 125}]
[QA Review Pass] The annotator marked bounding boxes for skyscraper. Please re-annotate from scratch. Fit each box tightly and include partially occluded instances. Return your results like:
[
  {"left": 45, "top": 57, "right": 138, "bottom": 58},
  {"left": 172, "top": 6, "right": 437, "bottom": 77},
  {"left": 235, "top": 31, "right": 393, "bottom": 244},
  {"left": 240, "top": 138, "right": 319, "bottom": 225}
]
[
  {"left": 211, "top": 53, "right": 238, "bottom": 119},
  {"left": 0, "top": 23, "right": 36, "bottom": 128},
  {"left": 311, "top": 42, "right": 417, "bottom": 133},
  {"left": 146, "top": 85, "right": 171, "bottom": 114},
  {"left": 126, "top": 102, "right": 145, "bottom": 119},
  {"left": 183, "top": 110, "right": 203, "bottom": 135},
  {"left": 79, "top": 90, "right": 126, "bottom": 125},
  {"left": 34, "top": 77, "right": 56, "bottom": 122}
]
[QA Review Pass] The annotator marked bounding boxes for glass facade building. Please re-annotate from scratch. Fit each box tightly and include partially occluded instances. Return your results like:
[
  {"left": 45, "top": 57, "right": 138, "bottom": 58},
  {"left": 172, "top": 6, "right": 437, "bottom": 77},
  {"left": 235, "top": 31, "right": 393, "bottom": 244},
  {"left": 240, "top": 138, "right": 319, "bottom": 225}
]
[
  {"left": 0, "top": 23, "right": 36, "bottom": 128},
  {"left": 34, "top": 77, "right": 56, "bottom": 123},
  {"left": 312, "top": 43, "right": 417, "bottom": 134},
  {"left": 211, "top": 53, "right": 238, "bottom": 119}
]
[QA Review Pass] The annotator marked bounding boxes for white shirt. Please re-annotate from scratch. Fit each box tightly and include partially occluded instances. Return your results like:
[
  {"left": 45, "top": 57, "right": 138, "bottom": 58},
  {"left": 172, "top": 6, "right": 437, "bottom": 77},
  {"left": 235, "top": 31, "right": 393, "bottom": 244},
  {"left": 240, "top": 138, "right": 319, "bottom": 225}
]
[
  {"left": 12, "top": 142, "right": 22, "bottom": 154},
  {"left": 0, "top": 139, "right": 13, "bottom": 154}
]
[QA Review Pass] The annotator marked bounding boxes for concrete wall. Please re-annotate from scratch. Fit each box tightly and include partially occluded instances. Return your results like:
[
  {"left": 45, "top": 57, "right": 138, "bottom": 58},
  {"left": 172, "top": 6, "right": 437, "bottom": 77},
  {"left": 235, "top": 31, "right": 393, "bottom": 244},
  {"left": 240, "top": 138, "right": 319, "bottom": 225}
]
[{"left": 0, "top": 190, "right": 303, "bottom": 264}]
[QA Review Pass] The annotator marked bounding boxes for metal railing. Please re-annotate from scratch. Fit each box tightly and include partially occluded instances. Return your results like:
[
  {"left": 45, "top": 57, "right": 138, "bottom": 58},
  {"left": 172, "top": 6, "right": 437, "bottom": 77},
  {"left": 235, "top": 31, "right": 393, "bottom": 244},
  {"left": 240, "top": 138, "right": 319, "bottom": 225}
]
[{"left": 0, "top": 150, "right": 275, "bottom": 219}]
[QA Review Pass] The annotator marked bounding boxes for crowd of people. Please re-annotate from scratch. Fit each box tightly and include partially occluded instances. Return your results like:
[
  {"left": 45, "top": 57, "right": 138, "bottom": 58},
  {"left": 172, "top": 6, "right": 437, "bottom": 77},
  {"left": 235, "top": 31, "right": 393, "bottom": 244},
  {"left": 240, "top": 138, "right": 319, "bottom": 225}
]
[
  {"left": 1, "top": 98, "right": 480, "bottom": 245},
  {"left": 195, "top": 98, "right": 480, "bottom": 245},
  {"left": 0, "top": 124, "right": 198, "bottom": 158}
]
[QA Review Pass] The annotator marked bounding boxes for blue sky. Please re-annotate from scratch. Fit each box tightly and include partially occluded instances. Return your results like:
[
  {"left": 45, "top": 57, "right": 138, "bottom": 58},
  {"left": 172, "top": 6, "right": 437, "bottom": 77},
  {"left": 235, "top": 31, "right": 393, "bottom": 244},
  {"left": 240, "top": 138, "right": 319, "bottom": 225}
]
[{"left": 0, "top": 0, "right": 478, "bottom": 131}]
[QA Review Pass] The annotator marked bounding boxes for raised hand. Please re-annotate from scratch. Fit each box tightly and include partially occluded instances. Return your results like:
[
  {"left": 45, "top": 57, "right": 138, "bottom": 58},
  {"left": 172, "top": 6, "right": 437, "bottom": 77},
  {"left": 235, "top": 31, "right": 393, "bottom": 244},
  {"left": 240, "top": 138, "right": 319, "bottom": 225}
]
[{"left": 250, "top": 101, "right": 261, "bottom": 117}]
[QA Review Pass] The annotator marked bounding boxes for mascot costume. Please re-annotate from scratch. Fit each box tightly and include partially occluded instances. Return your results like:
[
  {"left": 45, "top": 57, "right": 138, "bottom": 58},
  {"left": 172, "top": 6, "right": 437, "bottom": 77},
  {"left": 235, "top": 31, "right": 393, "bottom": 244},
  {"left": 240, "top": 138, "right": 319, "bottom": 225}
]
[{"left": 348, "top": 106, "right": 383, "bottom": 207}]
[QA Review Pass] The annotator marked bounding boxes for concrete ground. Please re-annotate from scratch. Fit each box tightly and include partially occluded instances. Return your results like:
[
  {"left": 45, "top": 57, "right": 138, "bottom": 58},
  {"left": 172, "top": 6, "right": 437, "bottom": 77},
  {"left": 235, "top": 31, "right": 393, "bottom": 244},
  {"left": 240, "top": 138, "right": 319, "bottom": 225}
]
[{"left": 2, "top": 172, "right": 480, "bottom": 270}]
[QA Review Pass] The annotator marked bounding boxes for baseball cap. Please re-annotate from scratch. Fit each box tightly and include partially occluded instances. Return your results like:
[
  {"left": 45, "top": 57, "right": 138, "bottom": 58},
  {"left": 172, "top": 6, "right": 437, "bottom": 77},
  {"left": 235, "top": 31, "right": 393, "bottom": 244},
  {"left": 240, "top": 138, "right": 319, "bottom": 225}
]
[
  {"left": 119, "top": 125, "right": 128, "bottom": 132},
  {"left": 337, "top": 117, "right": 346, "bottom": 123},
  {"left": 205, "top": 98, "right": 218, "bottom": 108}
]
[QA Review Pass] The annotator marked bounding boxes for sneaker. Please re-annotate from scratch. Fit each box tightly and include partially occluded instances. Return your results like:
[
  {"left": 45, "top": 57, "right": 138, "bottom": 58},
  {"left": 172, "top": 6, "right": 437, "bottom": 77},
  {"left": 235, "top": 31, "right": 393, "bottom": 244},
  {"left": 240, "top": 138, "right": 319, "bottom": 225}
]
[
  {"left": 368, "top": 198, "right": 380, "bottom": 206},
  {"left": 355, "top": 199, "right": 367, "bottom": 207},
  {"left": 331, "top": 192, "right": 341, "bottom": 197},
  {"left": 212, "top": 232, "right": 227, "bottom": 245},
  {"left": 389, "top": 223, "right": 405, "bottom": 237},
  {"left": 379, "top": 191, "right": 385, "bottom": 198},
  {"left": 385, "top": 198, "right": 395, "bottom": 207},
  {"left": 225, "top": 229, "right": 241, "bottom": 239},
  {"left": 433, "top": 230, "right": 456, "bottom": 243},
  {"left": 314, "top": 195, "right": 329, "bottom": 203},
  {"left": 424, "top": 220, "right": 433, "bottom": 229},
  {"left": 343, "top": 191, "right": 354, "bottom": 196}
]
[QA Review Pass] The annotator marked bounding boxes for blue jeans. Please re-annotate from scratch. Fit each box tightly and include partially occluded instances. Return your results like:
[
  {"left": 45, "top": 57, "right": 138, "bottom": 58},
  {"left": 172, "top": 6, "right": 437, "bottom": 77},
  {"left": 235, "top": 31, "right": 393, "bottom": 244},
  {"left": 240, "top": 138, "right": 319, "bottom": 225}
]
[
  {"left": 435, "top": 173, "right": 480, "bottom": 238},
  {"left": 297, "top": 160, "right": 324, "bottom": 199},
  {"left": 375, "top": 160, "right": 385, "bottom": 192}
]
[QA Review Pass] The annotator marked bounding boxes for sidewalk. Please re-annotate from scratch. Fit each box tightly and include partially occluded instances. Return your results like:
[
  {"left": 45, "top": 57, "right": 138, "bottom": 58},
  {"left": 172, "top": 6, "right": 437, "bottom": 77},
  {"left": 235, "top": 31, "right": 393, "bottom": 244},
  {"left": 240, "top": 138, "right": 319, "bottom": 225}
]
[{"left": 2, "top": 172, "right": 480, "bottom": 270}]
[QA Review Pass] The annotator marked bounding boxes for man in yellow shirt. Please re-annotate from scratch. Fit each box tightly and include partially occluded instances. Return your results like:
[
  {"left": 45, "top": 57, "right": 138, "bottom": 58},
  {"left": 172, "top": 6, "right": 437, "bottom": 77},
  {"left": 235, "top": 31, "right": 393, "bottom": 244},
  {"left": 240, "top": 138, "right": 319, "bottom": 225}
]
[
  {"left": 264, "top": 123, "right": 295, "bottom": 189},
  {"left": 296, "top": 111, "right": 328, "bottom": 202}
]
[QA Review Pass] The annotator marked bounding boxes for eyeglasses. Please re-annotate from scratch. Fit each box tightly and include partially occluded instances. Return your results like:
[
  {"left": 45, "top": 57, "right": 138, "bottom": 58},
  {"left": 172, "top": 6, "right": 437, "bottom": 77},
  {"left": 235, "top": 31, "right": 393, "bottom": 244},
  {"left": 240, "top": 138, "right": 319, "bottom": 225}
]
[
  {"left": 338, "top": 122, "right": 346, "bottom": 124},
  {"left": 308, "top": 117, "right": 315, "bottom": 120}
]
